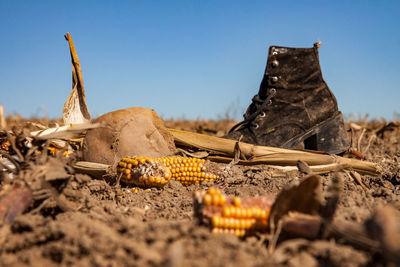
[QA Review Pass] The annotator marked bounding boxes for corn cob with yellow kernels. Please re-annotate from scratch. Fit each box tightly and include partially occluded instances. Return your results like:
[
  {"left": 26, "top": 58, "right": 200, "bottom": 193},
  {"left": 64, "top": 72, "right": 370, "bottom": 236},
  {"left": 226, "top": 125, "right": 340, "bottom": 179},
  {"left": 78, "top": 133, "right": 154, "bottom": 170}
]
[
  {"left": 117, "top": 156, "right": 219, "bottom": 188},
  {"left": 36, "top": 146, "right": 69, "bottom": 157},
  {"left": 194, "top": 188, "right": 275, "bottom": 237},
  {"left": 0, "top": 140, "right": 10, "bottom": 152}
]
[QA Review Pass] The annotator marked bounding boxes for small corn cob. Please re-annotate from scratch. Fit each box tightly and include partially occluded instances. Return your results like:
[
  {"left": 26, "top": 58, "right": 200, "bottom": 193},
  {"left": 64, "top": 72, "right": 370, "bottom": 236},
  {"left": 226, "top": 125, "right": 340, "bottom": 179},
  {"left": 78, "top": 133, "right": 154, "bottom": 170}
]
[
  {"left": 36, "top": 146, "right": 69, "bottom": 157},
  {"left": 117, "top": 156, "right": 219, "bottom": 188},
  {"left": 194, "top": 188, "right": 275, "bottom": 237},
  {"left": 0, "top": 140, "right": 10, "bottom": 152}
]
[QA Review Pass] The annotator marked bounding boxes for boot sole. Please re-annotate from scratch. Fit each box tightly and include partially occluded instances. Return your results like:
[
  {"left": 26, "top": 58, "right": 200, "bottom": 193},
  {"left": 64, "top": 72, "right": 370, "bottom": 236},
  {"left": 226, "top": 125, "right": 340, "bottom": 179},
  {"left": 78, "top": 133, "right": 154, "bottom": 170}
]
[{"left": 281, "top": 111, "right": 349, "bottom": 154}]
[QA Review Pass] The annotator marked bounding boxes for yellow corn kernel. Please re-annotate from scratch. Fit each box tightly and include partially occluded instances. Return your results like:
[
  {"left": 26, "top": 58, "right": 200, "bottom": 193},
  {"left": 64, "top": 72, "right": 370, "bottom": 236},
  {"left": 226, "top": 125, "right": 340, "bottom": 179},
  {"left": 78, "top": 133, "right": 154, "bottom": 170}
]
[
  {"left": 212, "top": 216, "right": 220, "bottom": 227},
  {"left": 212, "top": 194, "right": 220, "bottom": 206},
  {"left": 241, "top": 208, "right": 248, "bottom": 218},
  {"left": 164, "top": 170, "right": 172, "bottom": 180},
  {"left": 212, "top": 228, "right": 220, "bottom": 235},
  {"left": 118, "top": 161, "right": 127, "bottom": 168},
  {"left": 204, "top": 194, "right": 212, "bottom": 206},
  {"left": 246, "top": 208, "right": 253, "bottom": 218},
  {"left": 208, "top": 187, "right": 217, "bottom": 195},
  {"left": 236, "top": 207, "right": 243, "bottom": 218},
  {"left": 222, "top": 206, "right": 231, "bottom": 217},
  {"left": 260, "top": 209, "right": 267, "bottom": 219},
  {"left": 252, "top": 207, "right": 260, "bottom": 218},
  {"left": 234, "top": 229, "right": 242, "bottom": 237},
  {"left": 233, "top": 197, "right": 241, "bottom": 207},
  {"left": 229, "top": 206, "right": 236, "bottom": 217}
]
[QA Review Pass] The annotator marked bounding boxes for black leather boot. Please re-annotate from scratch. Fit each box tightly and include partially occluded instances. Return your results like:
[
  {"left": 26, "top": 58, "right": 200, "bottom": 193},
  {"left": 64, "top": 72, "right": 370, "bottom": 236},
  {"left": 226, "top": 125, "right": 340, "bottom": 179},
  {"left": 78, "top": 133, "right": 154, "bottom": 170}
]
[{"left": 224, "top": 42, "right": 349, "bottom": 154}]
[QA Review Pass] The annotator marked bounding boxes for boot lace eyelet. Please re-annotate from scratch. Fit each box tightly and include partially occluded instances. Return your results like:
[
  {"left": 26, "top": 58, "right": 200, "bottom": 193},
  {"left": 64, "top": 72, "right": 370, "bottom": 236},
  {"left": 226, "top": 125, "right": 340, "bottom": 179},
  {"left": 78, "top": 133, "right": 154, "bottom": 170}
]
[
  {"left": 251, "top": 123, "right": 259, "bottom": 129},
  {"left": 267, "top": 99, "right": 272, "bottom": 105},
  {"left": 269, "top": 88, "right": 276, "bottom": 95},
  {"left": 259, "top": 112, "right": 266, "bottom": 118}
]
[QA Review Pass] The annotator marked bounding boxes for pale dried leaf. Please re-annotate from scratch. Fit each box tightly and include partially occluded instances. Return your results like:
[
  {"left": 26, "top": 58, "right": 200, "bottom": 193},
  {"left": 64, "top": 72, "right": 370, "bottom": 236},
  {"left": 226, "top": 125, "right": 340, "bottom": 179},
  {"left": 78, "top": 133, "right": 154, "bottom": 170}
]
[
  {"left": 63, "top": 85, "right": 90, "bottom": 124},
  {"left": 31, "top": 123, "right": 100, "bottom": 140}
]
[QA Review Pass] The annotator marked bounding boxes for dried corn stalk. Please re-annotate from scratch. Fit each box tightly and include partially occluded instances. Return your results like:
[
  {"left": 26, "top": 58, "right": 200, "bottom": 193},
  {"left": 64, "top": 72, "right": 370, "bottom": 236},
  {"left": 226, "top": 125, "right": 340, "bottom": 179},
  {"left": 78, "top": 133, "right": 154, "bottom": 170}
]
[
  {"left": 168, "top": 128, "right": 380, "bottom": 176},
  {"left": 0, "top": 105, "right": 6, "bottom": 131},
  {"left": 63, "top": 32, "right": 91, "bottom": 124}
]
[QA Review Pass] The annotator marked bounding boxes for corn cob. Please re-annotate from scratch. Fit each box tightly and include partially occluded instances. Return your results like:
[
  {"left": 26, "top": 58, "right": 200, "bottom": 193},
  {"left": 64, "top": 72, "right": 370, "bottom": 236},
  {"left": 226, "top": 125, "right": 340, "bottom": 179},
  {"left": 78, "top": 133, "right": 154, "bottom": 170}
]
[
  {"left": 117, "top": 156, "right": 219, "bottom": 188},
  {"left": 0, "top": 140, "right": 10, "bottom": 152},
  {"left": 194, "top": 188, "right": 275, "bottom": 237},
  {"left": 36, "top": 146, "right": 69, "bottom": 157}
]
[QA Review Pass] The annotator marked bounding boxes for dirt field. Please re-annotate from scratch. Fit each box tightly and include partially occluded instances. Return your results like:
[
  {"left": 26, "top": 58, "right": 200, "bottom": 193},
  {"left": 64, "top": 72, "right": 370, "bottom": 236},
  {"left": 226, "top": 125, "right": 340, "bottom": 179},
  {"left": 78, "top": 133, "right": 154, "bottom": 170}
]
[{"left": 0, "top": 116, "right": 399, "bottom": 266}]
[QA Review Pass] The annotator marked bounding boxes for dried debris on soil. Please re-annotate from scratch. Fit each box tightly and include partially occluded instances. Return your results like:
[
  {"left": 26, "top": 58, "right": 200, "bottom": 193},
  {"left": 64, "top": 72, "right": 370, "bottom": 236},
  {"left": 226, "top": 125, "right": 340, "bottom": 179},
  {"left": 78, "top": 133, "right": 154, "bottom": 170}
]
[{"left": 0, "top": 118, "right": 399, "bottom": 266}]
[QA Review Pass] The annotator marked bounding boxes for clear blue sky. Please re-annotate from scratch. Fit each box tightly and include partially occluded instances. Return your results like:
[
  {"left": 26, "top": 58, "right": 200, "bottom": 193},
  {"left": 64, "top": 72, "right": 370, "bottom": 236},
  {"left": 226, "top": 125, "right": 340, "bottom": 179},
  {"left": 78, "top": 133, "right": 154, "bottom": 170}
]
[{"left": 1, "top": 0, "right": 399, "bottom": 120}]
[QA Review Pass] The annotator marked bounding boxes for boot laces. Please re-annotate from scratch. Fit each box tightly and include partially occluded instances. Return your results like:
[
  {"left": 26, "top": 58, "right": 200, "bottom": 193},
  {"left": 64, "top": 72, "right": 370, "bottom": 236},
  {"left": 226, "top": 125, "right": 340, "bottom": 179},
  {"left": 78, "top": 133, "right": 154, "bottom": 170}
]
[{"left": 228, "top": 88, "right": 276, "bottom": 133}]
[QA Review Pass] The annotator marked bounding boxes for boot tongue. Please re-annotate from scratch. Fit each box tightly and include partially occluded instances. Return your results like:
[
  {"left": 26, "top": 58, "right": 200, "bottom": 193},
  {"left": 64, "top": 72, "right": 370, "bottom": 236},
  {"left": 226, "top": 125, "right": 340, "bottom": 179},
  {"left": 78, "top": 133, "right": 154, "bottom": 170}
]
[
  {"left": 245, "top": 94, "right": 265, "bottom": 120},
  {"left": 243, "top": 76, "right": 269, "bottom": 118},
  {"left": 257, "top": 77, "right": 269, "bottom": 99}
]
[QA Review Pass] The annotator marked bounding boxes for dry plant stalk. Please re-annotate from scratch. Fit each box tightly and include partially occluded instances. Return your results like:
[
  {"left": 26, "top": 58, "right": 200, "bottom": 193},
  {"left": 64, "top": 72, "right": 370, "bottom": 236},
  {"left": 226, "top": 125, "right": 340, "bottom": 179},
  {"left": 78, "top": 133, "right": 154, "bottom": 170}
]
[
  {"left": 0, "top": 105, "right": 6, "bottom": 131},
  {"left": 63, "top": 32, "right": 91, "bottom": 124},
  {"left": 168, "top": 128, "right": 380, "bottom": 176}
]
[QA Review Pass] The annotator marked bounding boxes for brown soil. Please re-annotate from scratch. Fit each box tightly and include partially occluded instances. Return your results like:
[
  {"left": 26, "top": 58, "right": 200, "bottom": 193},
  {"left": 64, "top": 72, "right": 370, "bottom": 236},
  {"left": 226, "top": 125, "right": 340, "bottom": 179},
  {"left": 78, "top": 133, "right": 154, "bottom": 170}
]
[{"left": 1, "top": 117, "right": 399, "bottom": 266}]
